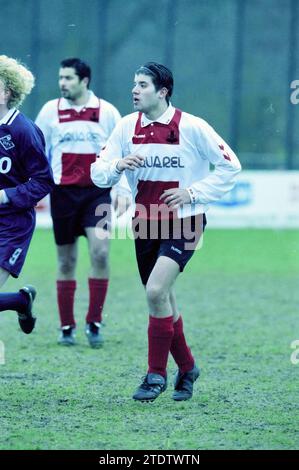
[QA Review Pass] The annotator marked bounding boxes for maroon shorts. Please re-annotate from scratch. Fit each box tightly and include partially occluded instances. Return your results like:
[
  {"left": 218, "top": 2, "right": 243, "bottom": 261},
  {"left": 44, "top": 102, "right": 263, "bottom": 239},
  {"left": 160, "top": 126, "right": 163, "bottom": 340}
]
[
  {"left": 134, "top": 214, "right": 207, "bottom": 285},
  {"left": 50, "top": 185, "right": 111, "bottom": 245}
]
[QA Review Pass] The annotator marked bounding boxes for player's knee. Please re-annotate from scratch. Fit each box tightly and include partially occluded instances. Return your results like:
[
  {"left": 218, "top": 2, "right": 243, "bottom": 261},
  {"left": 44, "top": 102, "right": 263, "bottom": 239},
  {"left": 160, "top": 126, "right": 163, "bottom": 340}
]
[
  {"left": 58, "top": 255, "right": 76, "bottom": 275},
  {"left": 90, "top": 248, "right": 108, "bottom": 269},
  {"left": 146, "top": 284, "right": 167, "bottom": 305}
]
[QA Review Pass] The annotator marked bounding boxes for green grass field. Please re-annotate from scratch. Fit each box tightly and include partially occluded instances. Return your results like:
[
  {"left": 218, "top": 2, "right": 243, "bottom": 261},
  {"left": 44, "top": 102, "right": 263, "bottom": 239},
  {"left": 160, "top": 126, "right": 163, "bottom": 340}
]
[{"left": 1, "top": 228, "right": 298, "bottom": 450}]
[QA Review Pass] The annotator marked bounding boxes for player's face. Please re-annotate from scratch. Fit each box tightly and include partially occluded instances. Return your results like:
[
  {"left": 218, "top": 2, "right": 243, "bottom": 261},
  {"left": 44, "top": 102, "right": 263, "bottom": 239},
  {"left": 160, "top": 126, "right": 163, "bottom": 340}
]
[
  {"left": 59, "top": 67, "right": 87, "bottom": 101},
  {"left": 132, "top": 74, "right": 162, "bottom": 113},
  {"left": 0, "top": 79, "right": 9, "bottom": 106}
]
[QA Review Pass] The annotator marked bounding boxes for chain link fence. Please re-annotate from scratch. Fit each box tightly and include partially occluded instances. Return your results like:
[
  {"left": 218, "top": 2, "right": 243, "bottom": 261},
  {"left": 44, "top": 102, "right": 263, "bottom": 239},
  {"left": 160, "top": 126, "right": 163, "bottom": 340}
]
[{"left": 1, "top": 0, "right": 298, "bottom": 168}]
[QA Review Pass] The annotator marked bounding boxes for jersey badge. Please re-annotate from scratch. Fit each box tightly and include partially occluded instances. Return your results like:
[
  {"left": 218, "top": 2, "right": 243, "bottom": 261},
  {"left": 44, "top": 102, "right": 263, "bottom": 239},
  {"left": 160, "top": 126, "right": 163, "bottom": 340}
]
[{"left": 0, "top": 134, "right": 15, "bottom": 150}]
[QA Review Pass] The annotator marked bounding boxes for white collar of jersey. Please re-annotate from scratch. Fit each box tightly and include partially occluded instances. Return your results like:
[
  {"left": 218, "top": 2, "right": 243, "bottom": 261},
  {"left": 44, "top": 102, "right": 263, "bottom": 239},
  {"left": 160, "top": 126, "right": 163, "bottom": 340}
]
[
  {"left": 0, "top": 108, "right": 19, "bottom": 125},
  {"left": 59, "top": 91, "right": 99, "bottom": 110},
  {"left": 141, "top": 104, "right": 175, "bottom": 127}
]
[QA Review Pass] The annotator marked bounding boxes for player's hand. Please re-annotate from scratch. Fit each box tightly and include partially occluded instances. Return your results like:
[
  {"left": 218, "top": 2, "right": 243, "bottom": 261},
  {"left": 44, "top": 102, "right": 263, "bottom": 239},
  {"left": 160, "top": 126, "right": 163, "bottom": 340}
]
[
  {"left": 113, "top": 194, "right": 131, "bottom": 217},
  {"left": 160, "top": 188, "right": 191, "bottom": 209},
  {"left": 116, "top": 154, "right": 144, "bottom": 172}
]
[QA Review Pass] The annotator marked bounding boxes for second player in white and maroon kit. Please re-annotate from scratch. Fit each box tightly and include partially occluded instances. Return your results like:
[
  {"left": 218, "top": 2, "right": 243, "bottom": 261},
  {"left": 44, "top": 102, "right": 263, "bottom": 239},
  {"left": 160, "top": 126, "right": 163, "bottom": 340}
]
[
  {"left": 36, "top": 58, "right": 121, "bottom": 347},
  {"left": 91, "top": 62, "right": 241, "bottom": 402},
  {"left": 36, "top": 92, "right": 120, "bottom": 187}
]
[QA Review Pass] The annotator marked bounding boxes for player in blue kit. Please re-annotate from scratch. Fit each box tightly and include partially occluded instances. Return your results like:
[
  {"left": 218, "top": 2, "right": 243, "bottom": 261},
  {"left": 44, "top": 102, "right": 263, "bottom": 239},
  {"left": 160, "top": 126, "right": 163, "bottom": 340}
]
[{"left": 0, "top": 55, "right": 54, "bottom": 333}]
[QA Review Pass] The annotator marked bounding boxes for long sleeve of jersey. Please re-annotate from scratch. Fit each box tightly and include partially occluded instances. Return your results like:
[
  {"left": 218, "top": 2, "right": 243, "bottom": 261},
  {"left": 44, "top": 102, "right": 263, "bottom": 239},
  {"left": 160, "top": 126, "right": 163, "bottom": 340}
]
[
  {"left": 35, "top": 104, "right": 53, "bottom": 157},
  {"left": 91, "top": 121, "right": 125, "bottom": 188},
  {"left": 186, "top": 120, "right": 241, "bottom": 204},
  {"left": 4, "top": 127, "right": 54, "bottom": 210}
]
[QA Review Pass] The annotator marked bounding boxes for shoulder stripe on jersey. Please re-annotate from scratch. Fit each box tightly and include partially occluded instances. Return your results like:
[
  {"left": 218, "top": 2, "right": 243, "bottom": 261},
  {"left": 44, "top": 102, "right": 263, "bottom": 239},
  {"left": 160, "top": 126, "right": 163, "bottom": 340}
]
[
  {"left": 6, "top": 109, "right": 19, "bottom": 125},
  {"left": 218, "top": 144, "right": 232, "bottom": 161}
]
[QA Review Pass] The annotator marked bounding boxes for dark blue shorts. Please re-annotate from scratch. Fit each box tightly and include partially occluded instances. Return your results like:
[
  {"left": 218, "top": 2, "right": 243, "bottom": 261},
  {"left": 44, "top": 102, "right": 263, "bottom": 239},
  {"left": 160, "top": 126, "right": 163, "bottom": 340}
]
[
  {"left": 0, "top": 210, "right": 35, "bottom": 278},
  {"left": 134, "top": 214, "right": 207, "bottom": 285},
  {"left": 50, "top": 185, "right": 112, "bottom": 245}
]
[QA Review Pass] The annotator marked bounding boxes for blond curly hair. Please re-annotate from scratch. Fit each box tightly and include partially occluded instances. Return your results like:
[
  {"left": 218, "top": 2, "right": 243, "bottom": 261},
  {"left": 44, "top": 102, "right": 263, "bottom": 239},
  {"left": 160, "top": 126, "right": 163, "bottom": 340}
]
[{"left": 0, "top": 55, "right": 35, "bottom": 109}]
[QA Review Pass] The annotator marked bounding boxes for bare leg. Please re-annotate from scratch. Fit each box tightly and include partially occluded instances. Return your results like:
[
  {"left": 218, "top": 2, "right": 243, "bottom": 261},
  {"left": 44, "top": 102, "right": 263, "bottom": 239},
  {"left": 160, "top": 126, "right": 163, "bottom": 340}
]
[
  {"left": 56, "top": 242, "right": 78, "bottom": 280},
  {"left": 85, "top": 227, "right": 110, "bottom": 279},
  {"left": 145, "top": 256, "right": 180, "bottom": 318},
  {"left": 169, "top": 287, "right": 180, "bottom": 322}
]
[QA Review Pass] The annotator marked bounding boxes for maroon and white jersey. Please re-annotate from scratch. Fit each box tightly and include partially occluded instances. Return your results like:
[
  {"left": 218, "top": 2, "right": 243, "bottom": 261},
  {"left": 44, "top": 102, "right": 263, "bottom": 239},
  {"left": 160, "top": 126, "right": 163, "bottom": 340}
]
[
  {"left": 35, "top": 91, "right": 121, "bottom": 186},
  {"left": 91, "top": 105, "right": 241, "bottom": 219}
]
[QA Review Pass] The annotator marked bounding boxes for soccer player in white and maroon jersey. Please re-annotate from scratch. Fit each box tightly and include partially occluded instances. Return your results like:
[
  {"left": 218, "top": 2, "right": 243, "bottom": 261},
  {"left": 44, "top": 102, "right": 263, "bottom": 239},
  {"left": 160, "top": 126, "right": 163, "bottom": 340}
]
[
  {"left": 36, "top": 58, "right": 122, "bottom": 347},
  {"left": 91, "top": 62, "right": 241, "bottom": 401},
  {"left": 0, "top": 55, "right": 54, "bottom": 334}
]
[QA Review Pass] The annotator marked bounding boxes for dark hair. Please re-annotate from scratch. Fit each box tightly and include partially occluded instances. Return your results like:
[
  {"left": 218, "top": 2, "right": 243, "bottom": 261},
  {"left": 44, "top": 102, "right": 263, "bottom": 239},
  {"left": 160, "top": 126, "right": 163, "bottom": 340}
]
[
  {"left": 135, "top": 62, "right": 173, "bottom": 104},
  {"left": 60, "top": 58, "right": 91, "bottom": 87}
]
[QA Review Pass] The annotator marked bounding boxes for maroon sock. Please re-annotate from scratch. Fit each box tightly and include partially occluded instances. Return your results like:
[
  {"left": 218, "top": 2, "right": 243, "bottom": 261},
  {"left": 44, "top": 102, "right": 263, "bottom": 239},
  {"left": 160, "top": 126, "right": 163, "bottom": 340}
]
[
  {"left": 57, "top": 280, "right": 76, "bottom": 328},
  {"left": 148, "top": 315, "right": 174, "bottom": 377},
  {"left": 85, "top": 278, "right": 109, "bottom": 324},
  {"left": 170, "top": 316, "right": 195, "bottom": 373}
]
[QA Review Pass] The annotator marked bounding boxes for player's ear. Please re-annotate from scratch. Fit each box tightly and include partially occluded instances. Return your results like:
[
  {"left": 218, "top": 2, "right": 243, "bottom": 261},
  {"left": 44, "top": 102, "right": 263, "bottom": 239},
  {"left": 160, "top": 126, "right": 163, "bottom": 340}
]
[
  {"left": 159, "top": 87, "right": 168, "bottom": 100},
  {"left": 82, "top": 77, "right": 89, "bottom": 88}
]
